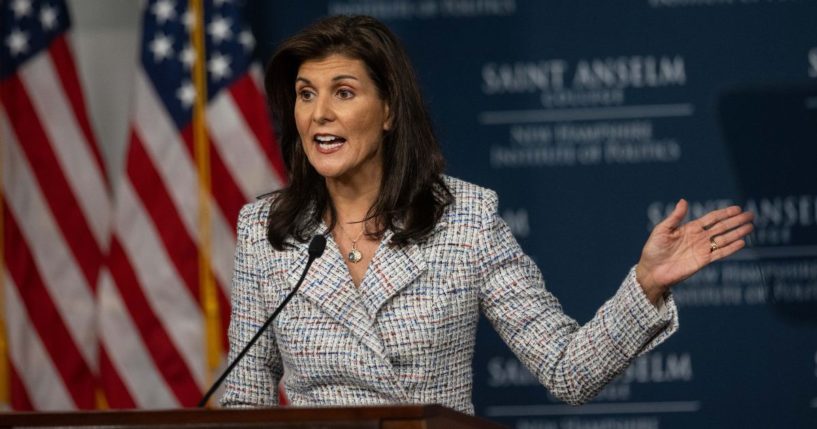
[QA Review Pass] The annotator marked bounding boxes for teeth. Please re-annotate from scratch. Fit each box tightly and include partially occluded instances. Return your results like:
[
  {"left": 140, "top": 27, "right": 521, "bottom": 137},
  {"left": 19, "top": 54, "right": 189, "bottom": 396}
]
[
  {"left": 315, "top": 135, "right": 339, "bottom": 142},
  {"left": 319, "top": 141, "right": 343, "bottom": 149}
]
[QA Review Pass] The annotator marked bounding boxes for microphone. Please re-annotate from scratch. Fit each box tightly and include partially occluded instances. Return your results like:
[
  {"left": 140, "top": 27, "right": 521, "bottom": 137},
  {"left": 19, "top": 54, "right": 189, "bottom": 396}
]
[{"left": 198, "top": 235, "right": 327, "bottom": 407}]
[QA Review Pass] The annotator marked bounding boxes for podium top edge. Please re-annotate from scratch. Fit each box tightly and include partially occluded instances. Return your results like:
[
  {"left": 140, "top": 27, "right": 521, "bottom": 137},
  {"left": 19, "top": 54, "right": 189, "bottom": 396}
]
[{"left": 0, "top": 404, "right": 507, "bottom": 428}]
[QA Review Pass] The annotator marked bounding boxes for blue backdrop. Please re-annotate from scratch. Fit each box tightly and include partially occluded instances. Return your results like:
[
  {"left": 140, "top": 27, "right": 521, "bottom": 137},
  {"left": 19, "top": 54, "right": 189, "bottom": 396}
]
[{"left": 249, "top": 1, "right": 817, "bottom": 427}]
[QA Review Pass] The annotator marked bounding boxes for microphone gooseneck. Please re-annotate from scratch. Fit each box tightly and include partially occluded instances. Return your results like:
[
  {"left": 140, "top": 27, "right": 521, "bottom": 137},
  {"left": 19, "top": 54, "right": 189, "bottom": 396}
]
[{"left": 198, "top": 235, "right": 327, "bottom": 407}]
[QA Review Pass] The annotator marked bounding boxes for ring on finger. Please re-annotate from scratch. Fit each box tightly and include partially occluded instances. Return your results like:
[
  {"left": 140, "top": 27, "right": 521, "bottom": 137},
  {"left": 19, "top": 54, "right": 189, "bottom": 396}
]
[{"left": 710, "top": 238, "right": 719, "bottom": 252}]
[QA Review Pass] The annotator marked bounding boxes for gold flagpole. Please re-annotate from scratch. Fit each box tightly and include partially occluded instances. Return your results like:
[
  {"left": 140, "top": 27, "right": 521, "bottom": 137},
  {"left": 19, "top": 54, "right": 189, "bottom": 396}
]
[{"left": 189, "top": 0, "right": 222, "bottom": 406}]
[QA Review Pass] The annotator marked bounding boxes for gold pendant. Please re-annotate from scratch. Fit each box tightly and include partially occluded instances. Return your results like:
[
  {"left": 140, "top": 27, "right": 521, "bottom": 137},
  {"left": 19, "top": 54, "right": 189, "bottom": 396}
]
[{"left": 348, "top": 248, "right": 362, "bottom": 263}]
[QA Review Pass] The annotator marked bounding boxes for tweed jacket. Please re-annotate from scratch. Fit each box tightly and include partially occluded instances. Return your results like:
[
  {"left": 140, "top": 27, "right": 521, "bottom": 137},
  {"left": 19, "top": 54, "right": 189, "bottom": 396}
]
[{"left": 220, "top": 176, "right": 678, "bottom": 414}]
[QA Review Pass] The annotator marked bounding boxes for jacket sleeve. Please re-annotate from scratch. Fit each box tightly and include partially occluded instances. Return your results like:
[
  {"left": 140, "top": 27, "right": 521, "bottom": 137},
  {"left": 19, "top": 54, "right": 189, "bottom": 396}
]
[
  {"left": 220, "top": 202, "right": 283, "bottom": 407},
  {"left": 476, "top": 190, "right": 678, "bottom": 405}
]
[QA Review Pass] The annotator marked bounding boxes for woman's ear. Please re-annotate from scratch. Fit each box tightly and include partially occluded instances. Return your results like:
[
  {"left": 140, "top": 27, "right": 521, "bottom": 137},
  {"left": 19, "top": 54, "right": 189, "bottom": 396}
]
[{"left": 382, "top": 103, "right": 392, "bottom": 131}]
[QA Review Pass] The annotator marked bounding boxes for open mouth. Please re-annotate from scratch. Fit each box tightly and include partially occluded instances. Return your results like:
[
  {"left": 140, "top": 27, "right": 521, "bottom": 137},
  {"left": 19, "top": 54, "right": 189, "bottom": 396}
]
[{"left": 314, "top": 134, "right": 347, "bottom": 151}]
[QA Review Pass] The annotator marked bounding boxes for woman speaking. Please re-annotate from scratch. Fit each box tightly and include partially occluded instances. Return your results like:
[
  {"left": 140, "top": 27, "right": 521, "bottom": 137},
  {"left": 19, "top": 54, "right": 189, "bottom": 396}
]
[{"left": 220, "top": 15, "right": 753, "bottom": 413}]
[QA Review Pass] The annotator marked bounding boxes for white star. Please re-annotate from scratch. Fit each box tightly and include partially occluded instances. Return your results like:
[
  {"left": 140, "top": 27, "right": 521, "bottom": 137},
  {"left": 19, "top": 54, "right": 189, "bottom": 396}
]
[
  {"left": 207, "top": 16, "right": 232, "bottom": 44},
  {"left": 177, "top": 81, "right": 196, "bottom": 108},
  {"left": 208, "top": 53, "right": 231, "bottom": 80},
  {"left": 180, "top": 44, "right": 195, "bottom": 69},
  {"left": 11, "top": 0, "right": 32, "bottom": 19},
  {"left": 151, "top": 0, "right": 177, "bottom": 24},
  {"left": 149, "top": 33, "right": 174, "bottom": 62},
  {"left": 182, "top": 10, "right": 195, "bottom": 31},
  {"left": 239, "top": 30, "right": 254, "bottom": 52},
  {"left": 40, "top": 5, "right": 58, "bottom": 31},
  {"left": 5, "top": 29, "right": 29, "bottom": 56}
]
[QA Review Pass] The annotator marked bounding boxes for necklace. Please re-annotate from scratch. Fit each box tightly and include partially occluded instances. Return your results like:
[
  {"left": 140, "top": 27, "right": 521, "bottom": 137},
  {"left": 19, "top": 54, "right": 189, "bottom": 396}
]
[{"left": 337, "top": 222, "right": 364, "bottom": 263}]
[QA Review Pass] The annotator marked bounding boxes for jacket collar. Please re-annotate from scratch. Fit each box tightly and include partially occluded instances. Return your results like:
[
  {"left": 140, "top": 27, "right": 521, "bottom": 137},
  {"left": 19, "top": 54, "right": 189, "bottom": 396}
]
[
  {"left": 357, "top": 229, "right": 427, "bottom": 319},
  {"left": 281, "top": 218, "right": 447, "bottom": 399},
  {"left": 285, "top": 228, "right": 376, "bottom": 346},
  {"left": 283, "top": 227, "right": 417, "bottom": 400},
  {"left": 284, "top": 224, "right": 431, "bottom": 340}
]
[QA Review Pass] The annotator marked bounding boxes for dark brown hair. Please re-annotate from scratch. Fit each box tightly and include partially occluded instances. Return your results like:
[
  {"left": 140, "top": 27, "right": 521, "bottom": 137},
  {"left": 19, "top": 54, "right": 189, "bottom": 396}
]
[{"left": 264, "top": 15, "right": 452, "bottom": 250}]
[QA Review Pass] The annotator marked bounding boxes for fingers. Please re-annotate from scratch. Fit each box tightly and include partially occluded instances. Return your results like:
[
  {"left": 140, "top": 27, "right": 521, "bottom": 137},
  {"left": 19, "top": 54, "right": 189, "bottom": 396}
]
[
  {"left": 697, "top": 205, "right": 743, "bottom": 230},
  {"left": 710, "top": 222, "right": 754, "bottom": 249},
  {"left": 707, "top": 205, "right": 754, "bottom": 256},
  {"left": 710, "top": 237, "right": 747, "bottom": 262},
  {"left": 706, "top": 210, "right": 755, "bottom": 236},
  {"left": 659, "top": 199, "right": 688, "bottom": 229}
]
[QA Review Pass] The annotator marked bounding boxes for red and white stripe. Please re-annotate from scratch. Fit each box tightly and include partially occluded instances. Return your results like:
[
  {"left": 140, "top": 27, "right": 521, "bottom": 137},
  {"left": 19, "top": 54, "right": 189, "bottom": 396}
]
[
  {"left": 97, "top": 62, "right": 285, "bottom": 408},
  {"left": 1, "top": 34, "right": 108, "bottom": 410}
]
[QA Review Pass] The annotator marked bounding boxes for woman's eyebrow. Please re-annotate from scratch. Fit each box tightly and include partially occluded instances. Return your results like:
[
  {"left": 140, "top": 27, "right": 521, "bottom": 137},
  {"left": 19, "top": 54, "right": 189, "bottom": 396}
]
[{"left": 295, "top": 75, "right": 360, "bottom": 85}]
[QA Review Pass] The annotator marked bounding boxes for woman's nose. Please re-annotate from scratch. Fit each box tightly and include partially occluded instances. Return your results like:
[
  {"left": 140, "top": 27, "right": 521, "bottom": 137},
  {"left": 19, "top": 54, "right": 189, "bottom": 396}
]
[{"left": 312, "top": 95, "right": 334, "bottom": 124}]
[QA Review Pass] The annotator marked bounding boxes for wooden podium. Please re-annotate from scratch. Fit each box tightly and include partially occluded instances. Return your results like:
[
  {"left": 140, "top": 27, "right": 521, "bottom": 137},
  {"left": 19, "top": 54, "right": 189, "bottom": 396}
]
[{"left": 0, "top": 405, "right": 507, "bottom": 429}]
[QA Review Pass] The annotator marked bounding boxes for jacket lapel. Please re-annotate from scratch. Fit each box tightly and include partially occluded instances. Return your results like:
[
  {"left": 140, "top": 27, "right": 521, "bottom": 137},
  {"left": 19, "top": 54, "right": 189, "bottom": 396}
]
[
  {"left": 285, "top": 231, "right": 385, "bottom": 358},
  {"left": 284, "top": 231, "right": 410, "bottom": 400},
  {"left": 281, "top": 221, "right": 445, "bottom": 402},
  {"left": 358, "top": 230, "right": 429, "bottom": 320}
]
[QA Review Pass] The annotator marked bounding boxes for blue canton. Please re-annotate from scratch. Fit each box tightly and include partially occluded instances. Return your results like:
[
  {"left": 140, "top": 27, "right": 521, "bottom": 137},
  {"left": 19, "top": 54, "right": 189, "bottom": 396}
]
[
  {"left": 1, "top": 0, "right": 70, "bottom": 80},
  {"left": 140, "top": 0, "right": 256, "bottom": 129}
]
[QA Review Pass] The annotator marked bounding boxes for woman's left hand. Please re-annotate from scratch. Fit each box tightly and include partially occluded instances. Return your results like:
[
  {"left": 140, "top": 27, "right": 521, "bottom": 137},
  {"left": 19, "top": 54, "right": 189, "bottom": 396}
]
[{"left": 636, "top": 199, "right": 755, "bottom": 304}]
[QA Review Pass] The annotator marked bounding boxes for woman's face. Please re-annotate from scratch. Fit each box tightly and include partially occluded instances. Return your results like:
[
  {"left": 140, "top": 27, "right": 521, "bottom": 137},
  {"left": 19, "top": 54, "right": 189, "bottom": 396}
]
[{"left": 294, "top": 54, "right": 391, "bottom": 184}]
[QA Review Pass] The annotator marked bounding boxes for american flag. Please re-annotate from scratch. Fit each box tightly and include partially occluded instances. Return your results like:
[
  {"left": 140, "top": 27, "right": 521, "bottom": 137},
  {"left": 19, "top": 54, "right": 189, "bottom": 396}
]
[
  {"left": 98, "top": 0, "right": 285, "bottom": 408},
  {"left": 1, "top": 0, "right": 108, "bottom": 410},
  {"left": 1, "top": 0, "right": 286, "bottom": 410}
]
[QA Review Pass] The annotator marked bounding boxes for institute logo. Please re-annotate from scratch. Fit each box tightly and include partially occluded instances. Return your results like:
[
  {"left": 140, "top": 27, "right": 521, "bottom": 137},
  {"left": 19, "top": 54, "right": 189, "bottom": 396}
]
[
  {"left": 479, "top": 54, "right": 692, "bottom": 169},
  {"left": 481, "top": 55, "right": 686, "bottom": 109}
]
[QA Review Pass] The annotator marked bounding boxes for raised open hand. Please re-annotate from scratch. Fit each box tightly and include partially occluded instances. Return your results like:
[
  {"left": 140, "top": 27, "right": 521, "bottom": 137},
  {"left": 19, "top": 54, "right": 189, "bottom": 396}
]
[{"left": 635, "top": 199, "right": 755, "bottom": 304}]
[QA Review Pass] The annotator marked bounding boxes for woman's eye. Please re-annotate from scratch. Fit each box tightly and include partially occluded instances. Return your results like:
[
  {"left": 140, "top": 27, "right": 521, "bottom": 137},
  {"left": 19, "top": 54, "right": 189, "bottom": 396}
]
[
  {"left": 298, "top": 90, "right": 314, "bottom": 101},
  {"left": 337, "top": 89, "right": 354, "bottom": 99}
]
